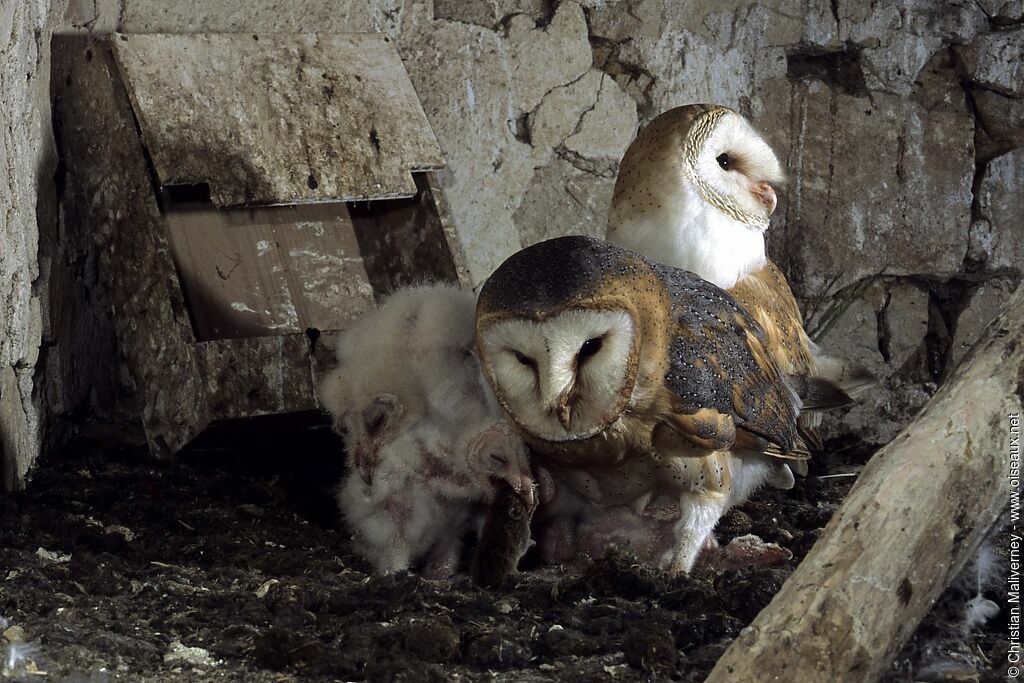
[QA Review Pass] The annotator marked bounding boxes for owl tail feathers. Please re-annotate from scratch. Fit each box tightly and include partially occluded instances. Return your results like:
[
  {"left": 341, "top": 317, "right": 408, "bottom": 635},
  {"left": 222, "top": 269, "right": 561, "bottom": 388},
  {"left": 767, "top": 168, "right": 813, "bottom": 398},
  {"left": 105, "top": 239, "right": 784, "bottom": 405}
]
[
  {"left": 763, "top": 437, "right": 811, "bottom": 461},
  {"left": 812, "top": 353, "right": 877, "bottom": 398},
  {"left": 796, "top": 420, "right": 824, "bottom": 452},
  {"left": 736, "top": 427, "right": 811, "bottom": 461},
  {"left": 786, "top": 374, "right": 857, "bottom": 412},
  {"left": 784, "top": 366, "right": 872, "bottom": 470}
]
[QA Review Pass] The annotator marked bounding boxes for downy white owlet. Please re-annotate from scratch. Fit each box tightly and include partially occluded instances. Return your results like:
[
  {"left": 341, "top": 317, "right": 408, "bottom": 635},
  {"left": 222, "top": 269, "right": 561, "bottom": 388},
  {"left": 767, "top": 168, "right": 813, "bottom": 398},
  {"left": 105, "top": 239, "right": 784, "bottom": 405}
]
[{"left": 320, "top": 285, "right": 534, "bottom": 579}]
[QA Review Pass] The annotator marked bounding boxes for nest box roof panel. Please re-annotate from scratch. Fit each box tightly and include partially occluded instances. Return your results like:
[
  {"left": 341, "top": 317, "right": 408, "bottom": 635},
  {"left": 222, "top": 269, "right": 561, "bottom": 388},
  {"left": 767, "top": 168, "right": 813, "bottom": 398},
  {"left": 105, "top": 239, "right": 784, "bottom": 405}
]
[{"left": 112, "top": 33, "right": 445, "bottom": 207}]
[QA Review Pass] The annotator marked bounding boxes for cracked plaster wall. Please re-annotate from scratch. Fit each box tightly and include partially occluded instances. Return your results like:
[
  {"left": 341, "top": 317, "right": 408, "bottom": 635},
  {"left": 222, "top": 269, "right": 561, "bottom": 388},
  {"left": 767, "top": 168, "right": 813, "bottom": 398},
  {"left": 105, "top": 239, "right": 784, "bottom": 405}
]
[
  {"left": 3, "top": 0, "right": 1022, "bottom": 485},
  {"left": 1, "top": 0, "right": 81, "bottom": 489}
]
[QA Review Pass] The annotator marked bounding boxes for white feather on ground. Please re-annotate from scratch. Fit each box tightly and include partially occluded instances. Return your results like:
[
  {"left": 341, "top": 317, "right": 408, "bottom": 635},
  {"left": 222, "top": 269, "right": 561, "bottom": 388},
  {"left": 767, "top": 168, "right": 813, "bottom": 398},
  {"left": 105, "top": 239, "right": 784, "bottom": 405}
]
[{"left": 897, "top": 523, "right": 1006, "bottom": 681}]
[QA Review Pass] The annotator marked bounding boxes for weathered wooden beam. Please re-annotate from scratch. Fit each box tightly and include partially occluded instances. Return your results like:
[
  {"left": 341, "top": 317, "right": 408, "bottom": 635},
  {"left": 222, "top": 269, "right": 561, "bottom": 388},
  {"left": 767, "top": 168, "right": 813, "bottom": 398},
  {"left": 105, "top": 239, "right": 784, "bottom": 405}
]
[{"left": 706, "top": 283, "right": 1022, "bottom": 683}]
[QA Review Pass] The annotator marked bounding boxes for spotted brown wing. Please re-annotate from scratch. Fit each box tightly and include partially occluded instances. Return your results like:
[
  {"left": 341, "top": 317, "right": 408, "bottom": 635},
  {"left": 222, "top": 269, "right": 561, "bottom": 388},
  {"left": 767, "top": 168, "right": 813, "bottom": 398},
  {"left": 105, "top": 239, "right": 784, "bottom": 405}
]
[
  {"left": 653, "top": 263, "right": 807, "bottom": 459},
  {"left": 729, "top": 261, "right": 822, "bottom": 450}
]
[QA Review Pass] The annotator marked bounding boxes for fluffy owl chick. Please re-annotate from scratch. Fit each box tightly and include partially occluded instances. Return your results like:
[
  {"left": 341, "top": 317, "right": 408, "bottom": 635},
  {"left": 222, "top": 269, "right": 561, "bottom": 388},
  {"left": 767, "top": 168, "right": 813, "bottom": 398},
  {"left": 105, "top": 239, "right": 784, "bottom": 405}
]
[
  {"left": 475, "top": 236, "right": 823, "bottom": 573},
  {"left": 608, "top": 104, "right": 872, "bottom": 456},
  {"left": 320, "top": 285, "right": 534, "bottom": 578}
]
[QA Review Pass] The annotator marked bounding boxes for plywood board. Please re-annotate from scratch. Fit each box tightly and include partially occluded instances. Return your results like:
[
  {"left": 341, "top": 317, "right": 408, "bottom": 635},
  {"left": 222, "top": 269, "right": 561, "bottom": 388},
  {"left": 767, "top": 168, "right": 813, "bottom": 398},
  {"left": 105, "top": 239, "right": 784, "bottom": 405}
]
[
  {"left": 350, "top": 174, "right": 464, "bottom": 295},
  {"left": 165, "top": 201, "right": 374, "bottom": 341},
  {"left": 112, "top": 33, "right": 445, "bottom": 207},
  {"left": 53, "top": 35, "right": 466, "bottom": 457},
  {"left": 197, "top": 335, "right": 317, "bottom": 419}
]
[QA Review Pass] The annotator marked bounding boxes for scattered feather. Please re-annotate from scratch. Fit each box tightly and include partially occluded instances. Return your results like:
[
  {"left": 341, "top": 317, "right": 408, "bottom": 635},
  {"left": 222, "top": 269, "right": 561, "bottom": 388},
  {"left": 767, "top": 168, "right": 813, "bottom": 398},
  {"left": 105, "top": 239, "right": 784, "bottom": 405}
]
[
  {"left": 2, "top": 640, "right": 40, "bottom": 677},
  {"left": 962, "top": 595, "right": 1000, "bottom": 632}
]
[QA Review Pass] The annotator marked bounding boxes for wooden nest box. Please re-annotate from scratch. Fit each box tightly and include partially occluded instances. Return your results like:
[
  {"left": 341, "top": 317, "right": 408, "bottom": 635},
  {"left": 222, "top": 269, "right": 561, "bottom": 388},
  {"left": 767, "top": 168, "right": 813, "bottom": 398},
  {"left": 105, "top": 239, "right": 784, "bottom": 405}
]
[{"left": 53, "top": 33, "right": 469, "bottom": 456}]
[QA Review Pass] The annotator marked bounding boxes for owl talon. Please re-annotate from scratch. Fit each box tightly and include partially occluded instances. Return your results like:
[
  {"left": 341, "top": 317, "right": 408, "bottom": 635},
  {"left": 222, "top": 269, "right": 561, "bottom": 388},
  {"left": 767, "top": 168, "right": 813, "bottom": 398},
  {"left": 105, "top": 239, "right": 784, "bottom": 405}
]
[{"left": 536, "top": 467, "right": 557, "bottom": 505}]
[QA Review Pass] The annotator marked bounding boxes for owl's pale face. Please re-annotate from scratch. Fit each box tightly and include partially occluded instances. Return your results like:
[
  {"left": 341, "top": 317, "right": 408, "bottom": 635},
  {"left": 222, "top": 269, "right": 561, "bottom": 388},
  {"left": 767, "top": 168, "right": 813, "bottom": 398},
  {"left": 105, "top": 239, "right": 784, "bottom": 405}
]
[
  {"left": 609, "top": 105, "right": 787, "bottom": 288},
  {"left": 478, "top": 309, "right": 637, "bottom": 443},
  {"left": 689, "top": 110, "right": 784, "bottom": 227}
]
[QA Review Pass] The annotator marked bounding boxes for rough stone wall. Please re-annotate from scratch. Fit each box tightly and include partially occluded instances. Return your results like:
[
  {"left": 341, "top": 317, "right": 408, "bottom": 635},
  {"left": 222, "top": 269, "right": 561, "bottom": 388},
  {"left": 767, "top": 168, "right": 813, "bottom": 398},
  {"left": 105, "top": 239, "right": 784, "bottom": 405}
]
[
  {"left": 753, "top": 2, "right": 1023, "bottom": 445},
  {"left": 4, "top": 0, "right": 1021, "bottom": 485},
  {"left": 108, "top": 0, "right": 1024, "bottom": 447},
  {"left": 0, "top": 0, "right": 76, "bottom": 489}
]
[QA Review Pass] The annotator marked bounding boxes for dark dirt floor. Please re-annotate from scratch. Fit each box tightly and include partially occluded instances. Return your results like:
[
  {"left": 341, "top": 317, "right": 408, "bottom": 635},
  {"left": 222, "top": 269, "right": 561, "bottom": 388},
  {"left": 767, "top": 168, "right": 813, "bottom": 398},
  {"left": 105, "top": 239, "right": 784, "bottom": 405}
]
[{"left": 0, "top": 419, "right": 1009, "bottom": 682}]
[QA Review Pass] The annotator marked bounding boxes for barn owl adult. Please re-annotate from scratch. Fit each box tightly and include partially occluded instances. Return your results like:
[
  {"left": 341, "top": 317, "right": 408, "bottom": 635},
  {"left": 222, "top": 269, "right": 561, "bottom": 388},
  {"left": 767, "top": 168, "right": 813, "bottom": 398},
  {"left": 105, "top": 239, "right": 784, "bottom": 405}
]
[{"left": 607, "top": 104, "right": 871, "bottom": 459}]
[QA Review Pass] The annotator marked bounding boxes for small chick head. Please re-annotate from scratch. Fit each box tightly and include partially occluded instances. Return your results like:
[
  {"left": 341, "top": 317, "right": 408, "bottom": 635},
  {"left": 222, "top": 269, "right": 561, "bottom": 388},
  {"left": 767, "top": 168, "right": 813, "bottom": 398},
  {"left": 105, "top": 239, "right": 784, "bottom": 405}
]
[
  {"left": 321, "top": 362, "right": 409, "bottom": 485},
  {"left": 319, "top": 284, "right": 489, "bottom": 484},
  {"left": 347, "top": 392, "right": 407, "bottom": 485}
]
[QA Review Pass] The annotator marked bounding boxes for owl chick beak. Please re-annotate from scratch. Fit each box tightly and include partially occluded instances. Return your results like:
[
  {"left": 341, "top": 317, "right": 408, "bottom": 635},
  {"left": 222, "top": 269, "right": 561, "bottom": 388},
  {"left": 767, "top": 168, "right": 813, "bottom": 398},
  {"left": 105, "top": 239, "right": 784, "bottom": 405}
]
[
  {"left": 353, "top": 442, "right": 378, "bottom": 486},
  {"left": 751, "top": 181, "right": 777, "bottom": 216},
  {"left": 556, "top": 392, "right": 573, "bottom": 430}
]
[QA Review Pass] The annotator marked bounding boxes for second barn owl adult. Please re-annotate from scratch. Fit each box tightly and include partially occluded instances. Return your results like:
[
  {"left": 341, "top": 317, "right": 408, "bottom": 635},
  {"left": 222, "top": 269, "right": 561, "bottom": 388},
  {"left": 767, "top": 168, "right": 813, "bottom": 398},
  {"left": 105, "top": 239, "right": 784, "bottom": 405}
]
[{"left": 607, "top": 104, "right": 871, "bottom": 454}]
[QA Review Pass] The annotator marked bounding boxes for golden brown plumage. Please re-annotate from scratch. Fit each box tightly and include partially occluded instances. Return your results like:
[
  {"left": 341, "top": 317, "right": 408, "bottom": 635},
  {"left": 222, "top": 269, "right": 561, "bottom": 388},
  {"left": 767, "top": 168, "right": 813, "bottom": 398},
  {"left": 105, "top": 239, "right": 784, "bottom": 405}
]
[
  {"left": 608, "top": 104, "right": 871, "bottom": 457},
  {"left": 730, "top": 262, "right": 826, "bottom": 449},
  {"left": 474, "top": 235, "right": 810, "bottom": 572},
  {"left": 728, "top": 262, "right": 815, "bottom": 377},
  {"left": 475, "top": 236, "right": 807, "bottom": 467}
]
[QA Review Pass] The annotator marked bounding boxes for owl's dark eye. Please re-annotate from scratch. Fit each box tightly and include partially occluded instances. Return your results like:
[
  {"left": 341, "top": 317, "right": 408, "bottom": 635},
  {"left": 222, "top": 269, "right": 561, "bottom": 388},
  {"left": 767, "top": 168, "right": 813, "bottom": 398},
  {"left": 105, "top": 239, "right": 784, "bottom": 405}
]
[
  {"left": 513, "top": 350, "right": 535, "bottom": 367},
  {"left": 364, "top": 396, "right": 395, "bottom": 434},
  {"left": 579, "top": 337, "right": 603, "bottom": 361},
  {"left": 716, "top": 153, "right": 731, "bottom": 170},
  {"left": 365, "top": 409, "right": 387, "bottom": 434}
]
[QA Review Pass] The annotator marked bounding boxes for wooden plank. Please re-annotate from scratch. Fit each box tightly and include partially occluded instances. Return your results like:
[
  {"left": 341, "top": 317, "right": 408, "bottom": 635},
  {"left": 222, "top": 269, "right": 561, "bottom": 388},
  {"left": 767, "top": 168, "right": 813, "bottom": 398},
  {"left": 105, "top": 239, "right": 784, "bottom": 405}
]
[
  {"left": 197, "top": 335, "right": 317, "bottom": 419},
  {"left": 350, "top": 174, "right": 463, "bottom": 296},
  {"left": 165, "top": 201, "right": 374, "bottom": 341},
  {"left": 112, "top": 33, "right": 445, "bottom": 207},
  {"left": 705, "top": 283, "right": 1022, "bottom": 682},
  {"left": 53, "top": 34, "right": 463, "bottom": 456},
  {"left": 274, "top": 214, "right": 375, "bottom": 331}
]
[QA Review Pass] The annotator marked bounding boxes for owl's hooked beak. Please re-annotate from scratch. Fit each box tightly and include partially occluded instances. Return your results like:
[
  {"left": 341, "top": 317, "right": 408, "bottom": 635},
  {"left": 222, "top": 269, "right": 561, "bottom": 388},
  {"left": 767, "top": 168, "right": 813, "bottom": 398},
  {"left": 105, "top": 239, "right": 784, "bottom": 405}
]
[
  {"left": 353, "top": 442, "right": 378, "bottom": 486},
  {"left": 556, "top": 390, "right": 573, "bottom": 430},
  {"left": 751, "top": 181, "right": 777, "bottom": 216},
  {"left": 542, "top": 370, "right": 577, "bottom": 431}
]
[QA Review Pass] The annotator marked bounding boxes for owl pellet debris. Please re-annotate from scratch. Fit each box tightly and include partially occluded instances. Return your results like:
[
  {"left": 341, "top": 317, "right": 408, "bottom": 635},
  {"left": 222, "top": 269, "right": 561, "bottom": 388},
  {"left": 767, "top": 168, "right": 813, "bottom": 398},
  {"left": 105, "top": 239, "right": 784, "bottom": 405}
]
[
  {"left": 0, "top": 431, "right": 1007, "bottom": 680},
  {"left": 163, "top": 641, "right": 219, "bottom": 668},
  {"left": 35, "top": 547, "right": 71, "bottom": 564}
]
